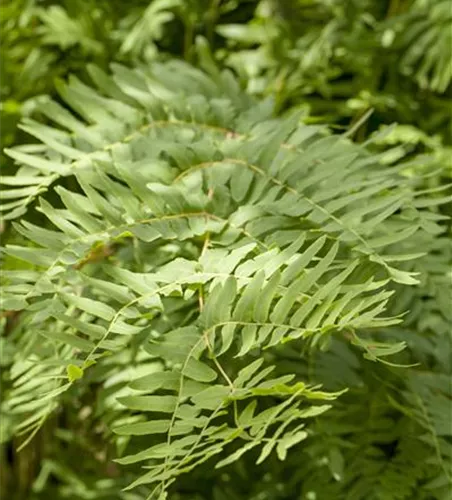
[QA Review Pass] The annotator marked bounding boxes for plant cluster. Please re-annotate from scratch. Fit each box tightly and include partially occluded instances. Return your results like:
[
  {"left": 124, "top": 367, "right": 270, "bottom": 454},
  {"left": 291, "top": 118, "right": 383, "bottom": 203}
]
[{"left": 0, "top": 1, "right": 451, "bottom": 500}]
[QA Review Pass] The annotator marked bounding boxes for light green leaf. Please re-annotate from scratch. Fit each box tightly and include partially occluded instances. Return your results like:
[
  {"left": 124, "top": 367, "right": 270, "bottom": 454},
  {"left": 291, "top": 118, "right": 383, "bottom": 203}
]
[
  {"left": 129, "top": 371, "right": 180, "bottom": 392},
  {"left": 183, "top": 358, "right": 217, "bottom": 382},
  {"left": 117, "top": 396, "right": 178, "bottom": 413},
  {"left": 276, "top": 430, "right": 308, "bottom": 461},
  {"left": 191, "top": 385, "right": 230, "bottom": 410},
  {"left": 67, "top": 364, "right": 84, "bottom": 382}
]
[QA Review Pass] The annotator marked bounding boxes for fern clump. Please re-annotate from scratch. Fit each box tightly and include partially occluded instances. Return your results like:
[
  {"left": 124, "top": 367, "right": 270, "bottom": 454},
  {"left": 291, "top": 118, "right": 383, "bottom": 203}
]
[{"left": 1, "top": 53, "right": 451, "bottom": 500}]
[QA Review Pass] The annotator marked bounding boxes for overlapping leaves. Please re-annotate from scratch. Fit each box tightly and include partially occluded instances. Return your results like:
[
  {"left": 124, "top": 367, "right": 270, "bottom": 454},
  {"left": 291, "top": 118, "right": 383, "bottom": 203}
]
[{"left": 1, "top": 59, "right": 449, "bottom": 496}]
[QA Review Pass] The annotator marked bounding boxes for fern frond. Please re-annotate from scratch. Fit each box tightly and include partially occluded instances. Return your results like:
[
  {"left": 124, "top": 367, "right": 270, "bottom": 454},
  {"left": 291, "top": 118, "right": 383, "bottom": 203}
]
[{"left": 1, "top": 60, "right": 449, "bottom": 495}]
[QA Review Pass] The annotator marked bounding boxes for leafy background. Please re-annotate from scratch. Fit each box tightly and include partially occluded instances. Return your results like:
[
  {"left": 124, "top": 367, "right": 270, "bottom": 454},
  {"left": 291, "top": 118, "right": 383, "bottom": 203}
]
[{"left": 0, "top": 1, "right": 451, "bottom": 499}]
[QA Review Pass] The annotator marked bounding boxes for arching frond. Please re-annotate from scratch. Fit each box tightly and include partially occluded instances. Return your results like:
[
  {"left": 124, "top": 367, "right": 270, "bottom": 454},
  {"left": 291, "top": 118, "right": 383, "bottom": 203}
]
[{"left": 1, "top": 60, "right": 450, "bottom": 496}]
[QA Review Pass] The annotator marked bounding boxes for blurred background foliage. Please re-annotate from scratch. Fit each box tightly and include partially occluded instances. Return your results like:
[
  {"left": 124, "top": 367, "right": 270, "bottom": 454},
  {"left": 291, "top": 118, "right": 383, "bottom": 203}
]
[
  {"left": 1, "top": 0, "right": 451, "bottom": 499},
  {"left": 2, "top": 0, "right": 451, "bottom": 150}
]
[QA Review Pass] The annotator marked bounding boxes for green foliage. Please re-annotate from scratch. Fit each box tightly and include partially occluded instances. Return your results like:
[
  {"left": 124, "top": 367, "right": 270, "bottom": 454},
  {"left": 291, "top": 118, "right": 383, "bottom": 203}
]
[
  {"left": 1, "top": 1, "right": 451, "bottom": 499},
  {"left": 217, "top": 0, "right": 452, "bottom": 141}
]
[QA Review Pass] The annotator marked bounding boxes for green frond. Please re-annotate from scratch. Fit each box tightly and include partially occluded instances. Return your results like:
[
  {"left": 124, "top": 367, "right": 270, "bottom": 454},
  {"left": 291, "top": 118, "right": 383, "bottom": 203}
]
[{"left": 1, "top": 56, "right": 450, "bottom": 498}]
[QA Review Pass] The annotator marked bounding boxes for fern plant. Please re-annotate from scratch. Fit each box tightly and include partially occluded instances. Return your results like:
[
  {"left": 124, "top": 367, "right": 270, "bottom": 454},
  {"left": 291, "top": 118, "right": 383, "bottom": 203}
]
[{"left": 1, "top": 45, "right": 451, "bottom": 499}]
